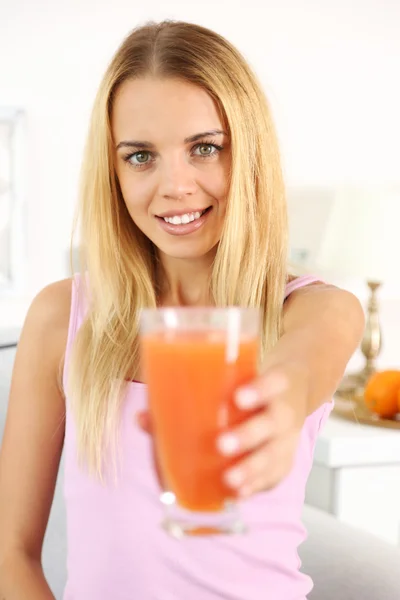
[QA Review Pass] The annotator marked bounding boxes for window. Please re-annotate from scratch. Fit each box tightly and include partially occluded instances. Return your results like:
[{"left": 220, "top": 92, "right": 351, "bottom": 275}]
[{"left": 0, "top": 109, "right": 24, "bottom": 292}]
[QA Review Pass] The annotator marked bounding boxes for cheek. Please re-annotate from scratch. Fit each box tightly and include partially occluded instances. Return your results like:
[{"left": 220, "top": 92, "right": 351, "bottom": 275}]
[
  {"left": 119, "top": 175, "right": 153, "bottom": 215},
  {"left": 215, "top": 159, "right": 231, "bottom": 202},
  {"left": 215, "top": 177, "right": 230, "bottom": 217},
  {"left": 217, "top": 177, "right": 229, "bottom": 204},
  {"left": 202, "top": 165, "right": 230, "bottom": 208}
]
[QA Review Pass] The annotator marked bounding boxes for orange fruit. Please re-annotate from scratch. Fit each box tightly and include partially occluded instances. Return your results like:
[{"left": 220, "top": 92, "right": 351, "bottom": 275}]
[{"left": 364, "top": 370, "right": 400, "bottom": 418}]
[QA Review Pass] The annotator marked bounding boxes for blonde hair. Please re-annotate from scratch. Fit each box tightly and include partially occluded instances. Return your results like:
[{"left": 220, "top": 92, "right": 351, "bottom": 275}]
[{"left": 69, "top": 20, "right": 288, "bottom": 476}]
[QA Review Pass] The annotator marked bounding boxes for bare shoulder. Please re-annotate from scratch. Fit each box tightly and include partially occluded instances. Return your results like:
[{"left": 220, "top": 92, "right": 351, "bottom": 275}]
[
  {"left": 23, "top": 278, "right": 72, "bottom": 365},
  {"left": 28, "top": 277, "right": 72, "bottom": 329}
]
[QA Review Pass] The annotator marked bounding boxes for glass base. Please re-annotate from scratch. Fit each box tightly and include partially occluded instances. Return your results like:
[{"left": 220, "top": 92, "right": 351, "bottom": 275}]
[{"left": 160, "top": 491, "right": 247, "bottom": 539}]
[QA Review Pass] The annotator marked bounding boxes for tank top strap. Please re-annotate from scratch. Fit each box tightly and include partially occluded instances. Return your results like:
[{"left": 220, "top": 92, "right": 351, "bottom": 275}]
[{"left": 284, "top": 274, "right": 323, "bottom": 300}]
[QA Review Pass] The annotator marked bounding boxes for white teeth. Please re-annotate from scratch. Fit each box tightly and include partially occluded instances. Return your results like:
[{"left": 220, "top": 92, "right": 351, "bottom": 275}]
[
  {"left": 163, "top": 210, "right": 203, "bottom": 225},
  {"left": 181, "top": 214, "right": 190, "bottom": 224}
]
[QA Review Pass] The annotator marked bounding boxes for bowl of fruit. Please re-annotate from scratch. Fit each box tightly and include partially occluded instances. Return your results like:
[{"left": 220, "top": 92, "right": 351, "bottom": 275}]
[{"left": 334, "top": 370, "right": 400, "bottom": 428}]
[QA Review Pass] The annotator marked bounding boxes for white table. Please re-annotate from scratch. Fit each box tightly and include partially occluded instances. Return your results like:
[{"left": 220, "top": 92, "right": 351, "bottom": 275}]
[{"left": 305, "top": 410, "right": 400, "bottom": 546}]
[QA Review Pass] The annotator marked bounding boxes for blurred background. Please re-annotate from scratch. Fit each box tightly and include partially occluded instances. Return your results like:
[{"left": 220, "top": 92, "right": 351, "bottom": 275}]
[{"left": 1, "top": 0, "right": 400, "bottom": 372}]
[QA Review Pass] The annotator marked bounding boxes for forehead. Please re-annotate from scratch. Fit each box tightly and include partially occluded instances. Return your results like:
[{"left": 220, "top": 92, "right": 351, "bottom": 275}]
[{"left": 112, "top": 77, "right": 224, "bottom": 141}]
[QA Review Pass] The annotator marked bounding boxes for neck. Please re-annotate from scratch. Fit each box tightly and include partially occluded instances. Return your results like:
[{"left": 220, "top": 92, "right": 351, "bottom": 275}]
[{"left": 157, "top": 251, "right": 215, "bottom": 307}]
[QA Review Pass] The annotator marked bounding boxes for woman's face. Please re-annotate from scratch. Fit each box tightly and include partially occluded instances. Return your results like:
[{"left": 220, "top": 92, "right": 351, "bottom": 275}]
[{"left": 112, "top": 77, "right": 230, "bottom": 260}]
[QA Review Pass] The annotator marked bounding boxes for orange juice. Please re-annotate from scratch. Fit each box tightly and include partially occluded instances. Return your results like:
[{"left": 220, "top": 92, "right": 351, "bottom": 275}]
[{"left": 142, "top": 330, "right": 258, "bottom": 512}]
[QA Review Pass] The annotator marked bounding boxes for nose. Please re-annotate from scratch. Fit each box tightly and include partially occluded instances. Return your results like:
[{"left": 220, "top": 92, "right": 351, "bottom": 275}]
[{"left": 157, "top": 155, "right": 198, "bottom": 200}]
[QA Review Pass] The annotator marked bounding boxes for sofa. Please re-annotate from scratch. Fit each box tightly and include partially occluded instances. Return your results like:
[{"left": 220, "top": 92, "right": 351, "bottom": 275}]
[{"left": 1, "top": 334, "right": 400, "bottom": 599}]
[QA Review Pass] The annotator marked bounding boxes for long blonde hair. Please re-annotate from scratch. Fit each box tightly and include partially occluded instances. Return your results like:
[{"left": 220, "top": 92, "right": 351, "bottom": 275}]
[{"left": 69, "top": 20, "right": 288, "bottom": 475}]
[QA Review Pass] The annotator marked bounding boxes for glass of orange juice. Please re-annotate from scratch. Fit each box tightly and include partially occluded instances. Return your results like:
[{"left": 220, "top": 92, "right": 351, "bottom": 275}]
[{"left": 140, "top": 306, "right": 260, "bottom": 538}]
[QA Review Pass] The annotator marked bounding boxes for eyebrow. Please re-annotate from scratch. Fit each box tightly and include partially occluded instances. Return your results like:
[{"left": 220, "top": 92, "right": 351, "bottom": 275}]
[{"left": 115, "top": 129, "right": 228, "bottom": 150}]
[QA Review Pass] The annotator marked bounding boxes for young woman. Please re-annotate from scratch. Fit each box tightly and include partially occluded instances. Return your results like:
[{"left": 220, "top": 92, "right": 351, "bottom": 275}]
[{"left": 0, "top": 20, "right": 364, "bottom": 600}]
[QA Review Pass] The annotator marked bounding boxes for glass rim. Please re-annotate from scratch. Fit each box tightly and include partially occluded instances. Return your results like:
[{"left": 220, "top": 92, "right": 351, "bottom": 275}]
[{"left": 140, "top": 306, "right": 260, "bottom": 334}]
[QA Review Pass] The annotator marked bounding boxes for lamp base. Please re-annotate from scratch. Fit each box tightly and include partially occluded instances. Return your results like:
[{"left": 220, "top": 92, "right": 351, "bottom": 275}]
[{"left": 337, "top": 367, "right": 376, "bottom": 396}]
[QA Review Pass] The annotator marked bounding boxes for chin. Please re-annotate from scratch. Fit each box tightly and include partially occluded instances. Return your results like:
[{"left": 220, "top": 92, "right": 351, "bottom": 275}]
[
  {"left": 161, "top": 246, "right": 212, "bottom": 261},
  {"left": 156, "top": 239, "right": 218, "bottom": 261}
]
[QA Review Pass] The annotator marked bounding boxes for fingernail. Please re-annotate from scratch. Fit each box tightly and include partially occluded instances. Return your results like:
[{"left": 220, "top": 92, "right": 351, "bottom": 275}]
[
  {"left": 217, "top": 433, "right": 239, "bottom": 456},
  {"left": 235, "top": 387, "right": 259, "bottom": 409},
  {"left": 224, "top": 467, "right": 245, "bottom": 488}
]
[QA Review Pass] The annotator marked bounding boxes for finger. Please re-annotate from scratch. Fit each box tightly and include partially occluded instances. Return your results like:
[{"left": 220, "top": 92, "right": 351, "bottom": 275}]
[
  {"left": 235, "top": 368, "right": 289, "bottom": 410},
  {"left": 240, "top": 469, "right": 283, "bottom": 497},
  {"left": 135, "top": 410, "right": 153, "bottom": 433},
  {"left": 239, "top": 443, "right": 295, "bottom": 495},
  {"left": 223, "top": 444, "right": 272, "bottom": 491},
  {"left": 217, "top": 399, "right": 296, "bottom": 457},
  {"left": 223, "top": 436, "right": 298, "bottom": 494},
  {"left": 217, "top": 410, "right": 272, "bottom": 456}
]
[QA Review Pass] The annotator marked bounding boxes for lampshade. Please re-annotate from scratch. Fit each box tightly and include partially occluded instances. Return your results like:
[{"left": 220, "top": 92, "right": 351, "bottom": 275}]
[{"left": 316, "top": 185, "right": 400, "bottom": 281}]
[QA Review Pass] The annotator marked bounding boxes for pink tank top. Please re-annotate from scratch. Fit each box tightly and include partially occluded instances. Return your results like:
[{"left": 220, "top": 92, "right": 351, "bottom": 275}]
[{"left": 62, "top": 275, "right": 333, "bottom": 600}]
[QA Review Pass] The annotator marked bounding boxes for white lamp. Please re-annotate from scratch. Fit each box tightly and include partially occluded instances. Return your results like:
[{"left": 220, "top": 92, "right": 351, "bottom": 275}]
[{"left": 316, "top": 185, "right": 400, "bottom": 393}]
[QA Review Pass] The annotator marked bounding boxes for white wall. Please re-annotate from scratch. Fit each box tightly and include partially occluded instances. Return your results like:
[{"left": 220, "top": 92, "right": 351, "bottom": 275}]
[{"left": 1, "top": 0, "right": 400, "bottom": 337}]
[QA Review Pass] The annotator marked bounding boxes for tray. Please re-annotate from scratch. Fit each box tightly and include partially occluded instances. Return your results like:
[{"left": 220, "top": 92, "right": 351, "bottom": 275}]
[{"left": 334, "top": 391, "right": 400, "bottom": 430}]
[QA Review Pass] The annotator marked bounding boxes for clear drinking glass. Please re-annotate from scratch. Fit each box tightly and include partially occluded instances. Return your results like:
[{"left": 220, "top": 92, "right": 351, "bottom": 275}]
[{"left": 140, "top": 306, "right": 260, "bottom": 538}]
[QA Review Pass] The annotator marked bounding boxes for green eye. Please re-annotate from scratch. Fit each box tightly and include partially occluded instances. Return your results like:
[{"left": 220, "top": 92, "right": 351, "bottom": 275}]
[
  {"left": 192, "top": 143, "right": 222, "bottom": 158},
  {"left": 198, "top": 144, "right": 213, "bottom": 155},
  {"left": 132, "top": 151, "right": 150, "bottom": 164}
]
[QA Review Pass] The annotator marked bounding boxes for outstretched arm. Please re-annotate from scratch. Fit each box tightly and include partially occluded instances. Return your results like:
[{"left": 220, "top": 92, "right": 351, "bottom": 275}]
[{"left": 218, "top": 283, "right": 365, "bottom": 495}]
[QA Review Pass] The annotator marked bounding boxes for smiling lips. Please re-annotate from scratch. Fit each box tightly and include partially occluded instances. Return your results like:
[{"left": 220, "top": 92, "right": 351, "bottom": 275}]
[
  {"left": 159, "top": 209, "right": 208, "bottom": 225},
  {"left": 156, "top": 207, "right": 212, "bottom": 236}
]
